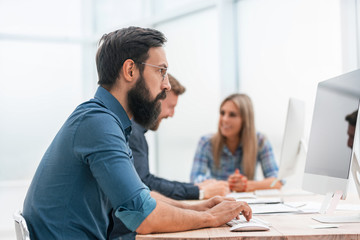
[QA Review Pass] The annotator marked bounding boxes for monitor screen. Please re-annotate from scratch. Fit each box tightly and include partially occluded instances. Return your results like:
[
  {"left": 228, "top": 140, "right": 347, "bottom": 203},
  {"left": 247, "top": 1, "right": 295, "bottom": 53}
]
[{"left": 303, "top": 69, "right": 360, "bottom": 197}]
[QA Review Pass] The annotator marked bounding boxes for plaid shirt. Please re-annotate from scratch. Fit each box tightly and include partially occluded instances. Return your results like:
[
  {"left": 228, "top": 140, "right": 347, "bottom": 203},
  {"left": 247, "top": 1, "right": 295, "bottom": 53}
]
[{"left": 190, "top": 133, "right": 279, "bottom": 183}]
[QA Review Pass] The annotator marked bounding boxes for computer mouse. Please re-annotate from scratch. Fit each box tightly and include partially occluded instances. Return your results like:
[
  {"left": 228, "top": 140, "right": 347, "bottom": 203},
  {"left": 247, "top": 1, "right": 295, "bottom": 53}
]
[{"left": 230, "top": 222, "right": 270, "bottom": 232}]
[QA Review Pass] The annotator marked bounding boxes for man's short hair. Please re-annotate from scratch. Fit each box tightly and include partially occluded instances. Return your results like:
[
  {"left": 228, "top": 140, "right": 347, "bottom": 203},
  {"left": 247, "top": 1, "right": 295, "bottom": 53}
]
[
  {"left": 345, "top": 110, "right": 358, "bottom": 126},
  {"left": 168, "top": 73, "right": 186, "bottom": 96},
  {"left": 96, "top": 26, "right": 167, "bottom": 88}
]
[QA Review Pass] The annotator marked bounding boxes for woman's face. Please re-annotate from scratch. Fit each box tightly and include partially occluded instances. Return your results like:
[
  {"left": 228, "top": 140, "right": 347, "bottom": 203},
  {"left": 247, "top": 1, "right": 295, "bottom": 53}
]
[{"left": 219, "top": 100, "right": 242, "bottom": 139}]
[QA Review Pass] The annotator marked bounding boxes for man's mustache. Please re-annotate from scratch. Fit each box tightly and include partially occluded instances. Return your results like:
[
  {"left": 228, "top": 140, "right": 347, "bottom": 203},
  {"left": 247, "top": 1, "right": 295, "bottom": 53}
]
[{"left": 154, "top": 90, "right": 167, "bottom": 102}]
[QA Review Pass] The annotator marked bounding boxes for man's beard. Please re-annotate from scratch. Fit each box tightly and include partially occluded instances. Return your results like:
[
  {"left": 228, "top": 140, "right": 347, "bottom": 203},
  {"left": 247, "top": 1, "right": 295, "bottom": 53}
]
[
  {"left": 128, "top": 74, "right": 167, "bottom": 129},
  {"left": 149, "top": 118, "right": 162, "bottom": 131}
]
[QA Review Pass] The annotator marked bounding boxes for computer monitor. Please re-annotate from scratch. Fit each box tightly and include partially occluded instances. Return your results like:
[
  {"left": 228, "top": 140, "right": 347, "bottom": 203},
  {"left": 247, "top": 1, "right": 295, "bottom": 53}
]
[
  {"left": 277, "top": 98, "right": 306, "bottom": 180},
  {"left": 350, "top": 108, "right": 360, "bottom": 198},
  {"left": 302, "top": 69, "right": 360, "bottom": 222}
]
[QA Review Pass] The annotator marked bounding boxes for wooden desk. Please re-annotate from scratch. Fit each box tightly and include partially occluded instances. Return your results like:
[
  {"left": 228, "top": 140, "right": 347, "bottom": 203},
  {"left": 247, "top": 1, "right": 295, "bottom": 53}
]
[{"left": 136, "top": 192, "right": 360, "bottom": 240}]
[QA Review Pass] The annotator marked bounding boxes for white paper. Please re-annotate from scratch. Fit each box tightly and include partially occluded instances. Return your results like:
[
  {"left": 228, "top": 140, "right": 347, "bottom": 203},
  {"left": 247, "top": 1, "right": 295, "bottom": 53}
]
[
  {"left": 251, "top": 203, "right": 300, "bottom": 214},
  {"left": 310, "top": 224, "right": 339, "bottom": 229},
  {"left": 227, "top": 192, "right": 256, "bottom": 199}
]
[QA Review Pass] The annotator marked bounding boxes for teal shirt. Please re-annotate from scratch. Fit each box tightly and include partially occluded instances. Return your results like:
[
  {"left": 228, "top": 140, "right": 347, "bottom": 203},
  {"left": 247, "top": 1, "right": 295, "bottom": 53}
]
[{"left": 23, "top": 86, "right": 156, "bottom": 240}]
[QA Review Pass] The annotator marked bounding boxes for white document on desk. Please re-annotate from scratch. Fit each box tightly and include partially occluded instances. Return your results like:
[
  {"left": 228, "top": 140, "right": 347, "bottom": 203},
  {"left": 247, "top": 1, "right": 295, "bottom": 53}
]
[
  {"left": 238, "top": 197, "right": 283, "bottom": 204},
  {"left": 254, "top": 189, "right": 281, "bottom": 196},
  {"left": 251, "top": 203, "right": 301, "bottom": 214},
  {"left": 285, "top": 201, "right": 360, "bottom": 213},
  {"left": 285, "top": 201, "right": 319, "bottom": 213},
  {"left": 227, "top": 192, "right": 256, "bottom": 199}
]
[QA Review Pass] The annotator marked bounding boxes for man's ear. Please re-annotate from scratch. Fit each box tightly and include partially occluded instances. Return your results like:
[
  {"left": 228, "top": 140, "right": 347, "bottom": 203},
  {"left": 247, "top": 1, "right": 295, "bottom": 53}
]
[{"left": 122, "top": 59, "right": 137, "bottom": 82}]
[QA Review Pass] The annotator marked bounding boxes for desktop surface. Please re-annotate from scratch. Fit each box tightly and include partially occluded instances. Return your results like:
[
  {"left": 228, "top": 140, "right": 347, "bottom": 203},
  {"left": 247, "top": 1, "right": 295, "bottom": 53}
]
[{"left": 136, "top": 191, "right": 360, "bottom": 240}]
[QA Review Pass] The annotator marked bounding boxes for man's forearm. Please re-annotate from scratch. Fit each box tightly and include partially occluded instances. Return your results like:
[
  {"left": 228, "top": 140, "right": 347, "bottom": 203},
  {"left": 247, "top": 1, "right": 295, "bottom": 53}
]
[
  {"left": 136, "top": 200, "right": 211, "bottom": 234},
  {"left": 136, "top": 196, "right": 252, "bottom": 234},
  {"left": 143, "top": 173, "right": 199, "bottom": 200},
  {"left": 150, "top": 191, "right": 198, "bottom": 210}
]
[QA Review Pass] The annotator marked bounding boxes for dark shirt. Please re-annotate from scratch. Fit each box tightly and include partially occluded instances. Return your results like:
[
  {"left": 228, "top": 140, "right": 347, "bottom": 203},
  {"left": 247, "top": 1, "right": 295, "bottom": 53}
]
[
  {"left": 130, "top": 120, "right": 199, "bottom": 200},
  {"left": 23, "top": 87, "right": 156, "bottom": 240}
]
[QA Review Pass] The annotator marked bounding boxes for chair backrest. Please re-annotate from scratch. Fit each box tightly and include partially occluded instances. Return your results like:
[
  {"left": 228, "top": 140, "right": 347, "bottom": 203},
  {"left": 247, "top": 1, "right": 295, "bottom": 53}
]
[{"left": 13, "top": 210, "right": 30, "bottom": 240}]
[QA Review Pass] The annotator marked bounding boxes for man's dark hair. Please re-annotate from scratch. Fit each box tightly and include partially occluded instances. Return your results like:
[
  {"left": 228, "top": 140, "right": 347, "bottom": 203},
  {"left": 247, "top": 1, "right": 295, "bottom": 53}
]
[
  {"left": 168, "top": 73, "right": 186, "bottom": 96},
  {"left": 96, "top": 26, "right": 167, "bottom": 88},
  {"left": 345, "top": 110, "right": 358, "bottom": 126}
]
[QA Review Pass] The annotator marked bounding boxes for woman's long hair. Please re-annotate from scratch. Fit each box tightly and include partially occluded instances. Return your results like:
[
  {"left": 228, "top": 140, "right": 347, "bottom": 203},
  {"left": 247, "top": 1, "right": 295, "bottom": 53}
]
[{"left": 211, "top": 93, "right": 257, "bottom": 180}]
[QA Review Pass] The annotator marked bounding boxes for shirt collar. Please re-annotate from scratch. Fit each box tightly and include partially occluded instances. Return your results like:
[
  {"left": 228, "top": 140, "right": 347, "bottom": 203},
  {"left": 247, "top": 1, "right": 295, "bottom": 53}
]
[
  {"left": 131, "top": 119, "right": 148, "bottom": 134},
  {"left": 94, "top": 86, "right": 132, "bottom": 137}
]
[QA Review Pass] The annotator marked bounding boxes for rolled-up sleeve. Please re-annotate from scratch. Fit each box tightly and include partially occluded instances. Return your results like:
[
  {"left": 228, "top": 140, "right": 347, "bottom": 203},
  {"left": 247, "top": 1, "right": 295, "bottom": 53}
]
[{"left": 115, "top": 188, "right": 156, "bottom": 231}]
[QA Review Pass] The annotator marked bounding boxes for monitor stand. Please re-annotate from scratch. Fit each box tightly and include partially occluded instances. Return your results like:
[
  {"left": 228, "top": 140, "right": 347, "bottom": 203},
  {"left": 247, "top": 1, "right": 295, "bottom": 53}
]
[
  {"left": 351, "top": 152, "right": 360, "bottom": 200},
  {"left": 313, "top": 152, "right": 360, "bottom": 223}
]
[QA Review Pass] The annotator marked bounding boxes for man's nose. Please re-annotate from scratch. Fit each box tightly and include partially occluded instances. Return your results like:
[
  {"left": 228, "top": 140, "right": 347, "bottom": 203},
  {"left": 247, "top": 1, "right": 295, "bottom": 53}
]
[{"left": 162, "top": 74, "right": 171, "bottom": 92}]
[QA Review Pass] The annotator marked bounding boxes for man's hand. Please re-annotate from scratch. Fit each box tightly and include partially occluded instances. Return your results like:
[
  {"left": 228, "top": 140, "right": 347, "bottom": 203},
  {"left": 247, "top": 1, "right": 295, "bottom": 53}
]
[
  {"left": 197, "top": 179, "right": 230, "bottom": 199},
  {"left": 191, "top": 196, "right": 237, "bottom": 211},
  {"left": 228, "top": 169, "right": 248, "bottom": 192},
  {"left": 197, "top": 179, "right": 216, "bottom": 187},
  {"left": 205, "top": 200, "right": 252, "bottom": 227}
]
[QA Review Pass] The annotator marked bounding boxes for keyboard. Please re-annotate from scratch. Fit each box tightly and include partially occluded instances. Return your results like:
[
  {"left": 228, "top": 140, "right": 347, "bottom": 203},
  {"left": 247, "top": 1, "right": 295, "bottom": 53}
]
[{"left": 227, "top": 216, "right": 270, "bottom": 231}]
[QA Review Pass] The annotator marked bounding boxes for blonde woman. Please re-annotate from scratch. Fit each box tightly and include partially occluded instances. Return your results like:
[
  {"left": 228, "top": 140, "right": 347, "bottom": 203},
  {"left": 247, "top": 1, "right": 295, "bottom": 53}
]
[{"left": 190, "top": 93, "right": 282, "bottom": 192}]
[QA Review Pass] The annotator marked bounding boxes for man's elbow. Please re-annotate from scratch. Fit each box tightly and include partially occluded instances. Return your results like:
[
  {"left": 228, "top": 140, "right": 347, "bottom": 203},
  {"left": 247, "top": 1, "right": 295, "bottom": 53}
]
[{"left": 136, "top": 221, "right": 154, "bottom": 235}]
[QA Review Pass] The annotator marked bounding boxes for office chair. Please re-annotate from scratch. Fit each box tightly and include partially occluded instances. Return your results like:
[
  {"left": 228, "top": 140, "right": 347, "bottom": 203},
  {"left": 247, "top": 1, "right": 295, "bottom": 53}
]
[{"left": 13, "top": 210, "right": 30, "bottom": 240}]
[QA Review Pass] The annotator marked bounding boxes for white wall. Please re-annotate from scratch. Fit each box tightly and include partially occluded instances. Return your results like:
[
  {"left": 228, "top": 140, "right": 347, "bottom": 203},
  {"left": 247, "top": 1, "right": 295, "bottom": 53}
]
[
  {"left": 0, "top": 0, "right": 93, "bottom": 238},
  {"left": 155, "top": 8, "right": 221, "bottom": 181},
  {"left": 235, "top": 0, "right": 347, "bottom": 186}
]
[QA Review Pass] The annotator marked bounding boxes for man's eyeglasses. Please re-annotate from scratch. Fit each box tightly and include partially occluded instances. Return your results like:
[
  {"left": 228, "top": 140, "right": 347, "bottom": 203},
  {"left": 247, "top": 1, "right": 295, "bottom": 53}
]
[{"left": 140, "top": 62, "right": 168, "bottom": 81}]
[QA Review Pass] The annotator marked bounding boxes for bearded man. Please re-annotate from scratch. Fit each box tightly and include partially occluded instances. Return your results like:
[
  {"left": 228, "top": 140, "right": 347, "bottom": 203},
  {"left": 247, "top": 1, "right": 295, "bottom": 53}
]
[{"left": 23, "top": 27, "right": 251, "bottom": 240}]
